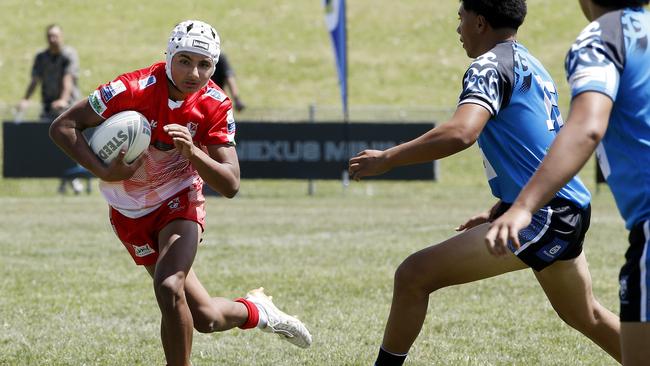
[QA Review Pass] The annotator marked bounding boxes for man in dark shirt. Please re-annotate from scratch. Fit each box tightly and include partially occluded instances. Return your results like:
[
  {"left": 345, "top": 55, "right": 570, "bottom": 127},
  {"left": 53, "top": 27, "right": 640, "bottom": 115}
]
[
  {"left": 18, "top": 24, "right": 80, "bottom": 122},
  {"left": 18, "top": 24, "right": 87, "bottom": 194},
  {"left": 210, "top": 53, "right": 246, "bottom": 112}
]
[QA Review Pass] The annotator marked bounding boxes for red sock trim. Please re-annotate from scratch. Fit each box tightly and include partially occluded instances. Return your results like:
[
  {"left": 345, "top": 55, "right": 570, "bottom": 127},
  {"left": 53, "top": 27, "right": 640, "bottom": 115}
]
[{"left": 234, "top": 298, "right": 259, "bottom": 329}]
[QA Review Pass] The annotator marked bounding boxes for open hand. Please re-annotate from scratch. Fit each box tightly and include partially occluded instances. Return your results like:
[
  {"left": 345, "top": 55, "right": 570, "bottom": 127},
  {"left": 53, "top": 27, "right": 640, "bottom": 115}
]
[{"left": 484, "top": 206, "right": 532, "bottom": 257}]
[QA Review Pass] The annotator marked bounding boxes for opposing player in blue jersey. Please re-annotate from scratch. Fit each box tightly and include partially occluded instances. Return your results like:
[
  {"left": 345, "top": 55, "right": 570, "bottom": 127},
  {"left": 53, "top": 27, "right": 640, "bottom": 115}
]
[
  {"left": 486, "top": 0, "right": 650, "bottom": 365},
  {"left": 348, "top": 1, "right": 621, "bottom": 365}
]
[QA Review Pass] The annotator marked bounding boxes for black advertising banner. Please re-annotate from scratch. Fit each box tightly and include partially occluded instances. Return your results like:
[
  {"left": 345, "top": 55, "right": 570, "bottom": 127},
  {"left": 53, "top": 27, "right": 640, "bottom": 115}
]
[
  {"left": 3, "top": 121, "right": 436, "bottom": 180},
  {"left": 235, "top": 122, "right": 436, "bottom": 180},
  {"left": 3, "top": 122, "right": 80, "bottom": 178}
]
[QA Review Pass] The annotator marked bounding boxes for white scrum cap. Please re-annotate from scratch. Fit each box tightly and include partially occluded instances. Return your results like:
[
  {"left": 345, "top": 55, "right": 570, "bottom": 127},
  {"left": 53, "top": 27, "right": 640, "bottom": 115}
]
[{"left": 165, "top": 20, "right": 221, "bottom": 82}]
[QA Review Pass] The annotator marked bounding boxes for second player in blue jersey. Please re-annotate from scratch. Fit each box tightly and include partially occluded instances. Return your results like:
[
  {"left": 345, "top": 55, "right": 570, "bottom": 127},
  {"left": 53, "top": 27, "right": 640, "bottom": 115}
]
[{"left": 349, "top": 0, "right": 621, "bottom": 364}]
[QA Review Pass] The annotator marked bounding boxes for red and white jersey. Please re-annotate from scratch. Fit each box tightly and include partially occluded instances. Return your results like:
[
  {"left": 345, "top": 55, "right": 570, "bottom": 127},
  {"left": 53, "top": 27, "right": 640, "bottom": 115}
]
[{"left": 88, "top": 62, "right": 236, "bottom": 218}]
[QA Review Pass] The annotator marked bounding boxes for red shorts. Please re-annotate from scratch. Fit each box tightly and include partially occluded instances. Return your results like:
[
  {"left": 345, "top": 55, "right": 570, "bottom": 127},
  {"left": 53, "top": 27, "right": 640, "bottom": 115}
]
[{"left": 109, "top": 187, "right": 206, "bottom": 266}]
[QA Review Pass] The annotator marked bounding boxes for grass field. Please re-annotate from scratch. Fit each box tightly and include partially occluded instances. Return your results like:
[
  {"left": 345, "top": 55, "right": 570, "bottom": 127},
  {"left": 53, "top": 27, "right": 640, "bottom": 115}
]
[
  {"left": 0, "top": 172, "right": 625, "bottom": 366},
  {"left": 0, "top": 0, "right": 631, "bottom": 365}
]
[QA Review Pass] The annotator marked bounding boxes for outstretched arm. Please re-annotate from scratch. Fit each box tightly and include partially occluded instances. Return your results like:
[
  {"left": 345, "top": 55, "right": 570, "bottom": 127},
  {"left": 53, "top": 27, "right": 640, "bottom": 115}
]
[
  {"left": 348, "top": 103, "right": 490, "bottom": 180},
  {"left": 484, "top": 91, "right": 613, "bottom": 255}
]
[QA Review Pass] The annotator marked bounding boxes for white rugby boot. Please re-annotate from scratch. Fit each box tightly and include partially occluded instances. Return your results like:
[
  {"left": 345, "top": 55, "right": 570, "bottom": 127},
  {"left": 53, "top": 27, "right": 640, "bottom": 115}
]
[{"left": 245, "top": 287, "right": 312, "bottom": 348}]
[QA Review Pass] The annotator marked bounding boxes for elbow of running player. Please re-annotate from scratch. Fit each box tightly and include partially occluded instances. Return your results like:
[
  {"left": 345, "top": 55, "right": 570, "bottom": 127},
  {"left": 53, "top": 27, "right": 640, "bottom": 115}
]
[
  {"left": 446, "top": 126, "right": 478, "bottom": 151},
  {"left": 584, "top": 125, "right": 605, "bottom": 145},
  {"left": 221, "top": 182, "right": 239, "bottom": 198},
  {"left": 213, "top": 174, "right": 239, "bottom": 198}
]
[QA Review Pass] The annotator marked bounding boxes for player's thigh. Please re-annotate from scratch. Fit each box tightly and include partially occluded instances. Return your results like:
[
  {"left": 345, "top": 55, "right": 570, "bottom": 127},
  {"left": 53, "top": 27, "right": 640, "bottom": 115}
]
[
  {"left": 534, "top": 252, "right": 595, "bottom": 312},
  {"left": 155, "top": 219, "right": 201, "bottom": 280},
  {"left": 402, "top": 223, "right": 527, "bottom": 289}
]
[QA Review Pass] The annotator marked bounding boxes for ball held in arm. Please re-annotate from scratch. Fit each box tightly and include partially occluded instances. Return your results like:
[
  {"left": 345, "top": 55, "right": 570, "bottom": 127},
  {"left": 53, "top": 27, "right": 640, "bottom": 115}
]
[{"left": 88, "top": 110, "right": 151, "bottom": 163}]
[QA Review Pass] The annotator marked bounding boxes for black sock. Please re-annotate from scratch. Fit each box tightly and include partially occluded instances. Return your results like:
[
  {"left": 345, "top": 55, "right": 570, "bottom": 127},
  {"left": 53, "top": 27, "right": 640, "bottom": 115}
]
[{"left": 374, "top": 346, "right": 407, "bottom": 366}]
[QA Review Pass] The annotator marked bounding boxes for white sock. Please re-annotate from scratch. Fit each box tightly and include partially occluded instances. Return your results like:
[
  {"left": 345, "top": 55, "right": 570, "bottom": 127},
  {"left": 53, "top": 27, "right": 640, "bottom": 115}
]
[{"left": 255, "top": 303, "right": 268, "bottom": 329}]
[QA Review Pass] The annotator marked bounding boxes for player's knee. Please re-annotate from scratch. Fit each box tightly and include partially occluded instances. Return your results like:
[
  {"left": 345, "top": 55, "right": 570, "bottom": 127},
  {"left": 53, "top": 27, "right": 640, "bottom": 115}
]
[
  {"left": 154, "top": 272, "right": 186, "bottom": 307},
  {"left": 191, "top": 306, "right": 224, "bottom": 333},
  {"left": 193, "top": 318, "right": 214, "bottom": 333},
  {"left": 553, "top": 303, "right": 603, "bottom": 331},
  {"left": 394, "top": 255, "right": 439, "bottom": 295}
]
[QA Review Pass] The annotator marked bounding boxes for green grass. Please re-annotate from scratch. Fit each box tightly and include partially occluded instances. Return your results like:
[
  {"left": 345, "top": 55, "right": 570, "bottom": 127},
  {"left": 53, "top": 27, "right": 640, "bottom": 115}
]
[{"left": 0, "top": 175, "right": 624, "bottom": 365}]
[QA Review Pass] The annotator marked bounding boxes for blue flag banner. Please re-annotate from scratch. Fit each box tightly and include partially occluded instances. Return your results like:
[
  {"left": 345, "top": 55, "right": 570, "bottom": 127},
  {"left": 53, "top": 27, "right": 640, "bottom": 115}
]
[{"left": 323, "top": 0, "right": 347, "bottom": 117}]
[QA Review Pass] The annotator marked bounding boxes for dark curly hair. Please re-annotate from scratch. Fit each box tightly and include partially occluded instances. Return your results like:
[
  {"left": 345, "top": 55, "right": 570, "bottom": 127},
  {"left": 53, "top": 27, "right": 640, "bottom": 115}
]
[
  {"left": 592, "top": 0, "right": 649, "bottom": 7},
  {"left": 461, "top": 0, "right": 527, "bottom": 30}
]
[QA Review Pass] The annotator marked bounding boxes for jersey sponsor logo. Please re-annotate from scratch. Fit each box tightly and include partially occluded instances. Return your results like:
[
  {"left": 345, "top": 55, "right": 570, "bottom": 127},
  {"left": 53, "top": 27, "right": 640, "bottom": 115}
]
[
  {"left": 619, "top": 275, "right": 629, "bottom": 304},
  {"left": 132, "top": 243, "right": 155, "bottom": 257},
  {"left": 100, "top": 80, "right": 126, "bottom": 103},
  {"left": 167, "top": 197, "right": 184, "bottom": 212},
  {"left": 187, "top": 122, "right": 198, "bottom": 138},
  {"left": 138, "top": 75, "right": 156, "bottom": 89},
  {"left": 226, "top": 109, "right": 236, "bottom": 134},
  {"left": 100, "top": 86, "right": 113, "bottom": 102},
  {"left": 192, "top": 39, "right": 209, "bottom": 51},
  {"left": 536, "top": 239, "right": 568, "bottom": 262},
  {"left": 89, "top": 90, "right": 107, "bottom": 115},
  {"left": 168, "top": 197, "right": 180, "bottom": 210},
  {"left": 205, "top": 88, "right": 226, "bottom": 102}
]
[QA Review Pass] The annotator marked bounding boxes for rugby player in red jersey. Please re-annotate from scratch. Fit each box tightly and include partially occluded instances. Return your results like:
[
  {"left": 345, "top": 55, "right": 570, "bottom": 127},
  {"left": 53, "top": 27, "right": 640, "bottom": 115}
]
[{"left": 50, "top": 20, "right": 311, "bottom": 366}]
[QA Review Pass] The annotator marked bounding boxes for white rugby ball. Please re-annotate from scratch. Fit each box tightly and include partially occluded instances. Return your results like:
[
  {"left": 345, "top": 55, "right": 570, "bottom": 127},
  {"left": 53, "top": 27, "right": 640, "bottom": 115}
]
[{"left": 89, "top": 111, "right": 151, "bottom": 164}]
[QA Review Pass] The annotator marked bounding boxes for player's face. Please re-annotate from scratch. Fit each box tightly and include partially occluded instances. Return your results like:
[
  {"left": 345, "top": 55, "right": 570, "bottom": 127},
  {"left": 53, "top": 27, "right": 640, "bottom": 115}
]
[
  {"left": 456, "top": 4, "right": 480, "bottom": 58},
  {"left": 170, "top": 52, "right": 214, "bottom": 96}
]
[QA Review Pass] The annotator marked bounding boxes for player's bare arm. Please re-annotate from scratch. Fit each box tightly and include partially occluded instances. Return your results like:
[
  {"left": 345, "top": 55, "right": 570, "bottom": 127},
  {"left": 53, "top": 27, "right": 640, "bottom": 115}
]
[
  {"left": 349, "top": 103, "right": 490, "bottom": 181},
  {"left": 201, "top": 144, "right": 240, "bottom": 198},
  {"left": 49, "top": 99, "right": 144, "bottom": 182},
  {"left": 164, "top": 124, "right": 240, "bottom": 197},
  {"left": 485, "top": 92, "right": 613, "bottom": 255}
]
